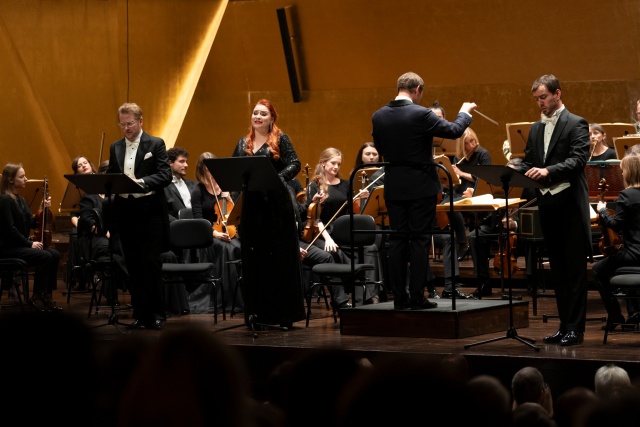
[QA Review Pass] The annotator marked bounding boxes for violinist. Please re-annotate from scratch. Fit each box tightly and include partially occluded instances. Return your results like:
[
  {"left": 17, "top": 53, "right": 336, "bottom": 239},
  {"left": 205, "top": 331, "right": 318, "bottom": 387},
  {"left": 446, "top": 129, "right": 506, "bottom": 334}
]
[
  {"left": 0, "top": 163, "right": 61, "bottom": 311},
  {"left": 593, "top": 153, "right": 640, "bottom": 330},
  {"left": 443, "top": 127, "right": 491, "bottom": 261},
  {"left": 191, "top": 152, "right": 242, "bottom": 314},
  {"left": 307, "top": 147, "right": 381, "bottom": 307}
]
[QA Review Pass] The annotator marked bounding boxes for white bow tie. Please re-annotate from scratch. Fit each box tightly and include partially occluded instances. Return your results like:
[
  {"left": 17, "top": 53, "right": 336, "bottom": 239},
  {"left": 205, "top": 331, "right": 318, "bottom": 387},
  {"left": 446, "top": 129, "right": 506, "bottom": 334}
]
[{"left": 541, "top": 114, "right": 558, "bottom": 126}]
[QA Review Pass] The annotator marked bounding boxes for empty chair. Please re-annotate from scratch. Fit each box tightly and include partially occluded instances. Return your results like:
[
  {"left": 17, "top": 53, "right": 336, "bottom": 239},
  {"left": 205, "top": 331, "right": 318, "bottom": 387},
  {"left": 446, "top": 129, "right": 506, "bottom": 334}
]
[{"left": 161, "top": 218, "right": 225, "bottom": 324}]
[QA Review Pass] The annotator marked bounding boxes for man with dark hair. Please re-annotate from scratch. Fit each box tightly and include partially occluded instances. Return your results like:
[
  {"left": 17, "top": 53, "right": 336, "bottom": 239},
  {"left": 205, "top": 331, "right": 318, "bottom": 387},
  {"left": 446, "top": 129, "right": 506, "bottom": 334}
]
[
  {"left": 514, "top": 74, "right": 591, "bottom": 346},
  {"left": 165, "top": 146, "right": 197, "bottom": 222},
  {"left": 372, "top": 71, "right": 476, "bottom": 310}
]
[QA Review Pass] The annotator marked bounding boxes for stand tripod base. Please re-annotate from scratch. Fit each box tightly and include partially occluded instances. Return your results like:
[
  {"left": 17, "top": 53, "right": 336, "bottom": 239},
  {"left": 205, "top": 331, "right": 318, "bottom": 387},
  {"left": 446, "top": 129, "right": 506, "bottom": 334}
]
[
  {"left": 464, "top": 326, "right": 540, "bottom": 351},
  {"left": 248, "top": 314, "right": 291, "bottom": 339}
]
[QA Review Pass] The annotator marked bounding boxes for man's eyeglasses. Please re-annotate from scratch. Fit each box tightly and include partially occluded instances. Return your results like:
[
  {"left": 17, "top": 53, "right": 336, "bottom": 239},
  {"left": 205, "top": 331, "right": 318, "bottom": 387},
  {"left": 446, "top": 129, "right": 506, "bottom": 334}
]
[{"left": 118, "top": 120, "right": 139, "bottom": 129}]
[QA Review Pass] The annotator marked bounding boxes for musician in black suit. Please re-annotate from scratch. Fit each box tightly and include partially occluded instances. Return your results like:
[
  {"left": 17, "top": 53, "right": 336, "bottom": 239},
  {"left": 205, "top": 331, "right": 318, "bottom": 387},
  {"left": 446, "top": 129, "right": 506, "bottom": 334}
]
[
  {"left": 514, "top": 75, "right": 591, "bottom": 346},
  {"left": 371, "top": 71, "right": 476, "bottom": 310},
  {"left": 164, "top": 146, "right": 197, "bottom": 222},
  {"left": 107, "top": 102, "right": 172, "bottom": 330}
]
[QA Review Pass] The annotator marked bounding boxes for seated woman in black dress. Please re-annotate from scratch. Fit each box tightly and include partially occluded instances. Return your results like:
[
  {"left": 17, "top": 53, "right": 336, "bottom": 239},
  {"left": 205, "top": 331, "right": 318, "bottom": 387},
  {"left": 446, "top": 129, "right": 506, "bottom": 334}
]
[{"left": 0, "top": 163, "right": 61, "bottom": 311}]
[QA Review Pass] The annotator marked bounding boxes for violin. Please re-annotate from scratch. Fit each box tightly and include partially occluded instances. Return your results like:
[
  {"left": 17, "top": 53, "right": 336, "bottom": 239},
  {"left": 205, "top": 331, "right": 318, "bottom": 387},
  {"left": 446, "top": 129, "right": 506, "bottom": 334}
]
[
  {"left": 352, "top": 170, "right": 367, "bottom": 214},
  {"left": 302, "top": 176, "right": 322, "bottom": 243},
  {"left": 296, "top": 164, "right": 310, "bottom": 204},
  {"left": 33, "top": 178, "right": 53, "bottom": 248},
  {"left": 213, "top": 193, "right": 237, "bottom": 239},
  {"left": 597, "top": 179, "right": 623, "bottom": 256}
]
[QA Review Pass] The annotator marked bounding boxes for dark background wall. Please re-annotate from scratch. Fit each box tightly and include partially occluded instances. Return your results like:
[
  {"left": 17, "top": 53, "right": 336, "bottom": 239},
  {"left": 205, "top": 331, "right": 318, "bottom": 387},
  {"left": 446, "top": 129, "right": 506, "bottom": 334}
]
[{"left": 1, "top": 0, "right": 639, "bottom": 209}]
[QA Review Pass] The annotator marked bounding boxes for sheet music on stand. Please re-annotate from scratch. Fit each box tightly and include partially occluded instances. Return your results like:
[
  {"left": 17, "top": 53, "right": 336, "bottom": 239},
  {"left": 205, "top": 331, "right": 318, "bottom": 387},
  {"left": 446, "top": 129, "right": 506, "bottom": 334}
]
[
  {"left": 432, "top": 136, "right": 458, "bottom": 157},
  {"left": 506, "top": 122, "right": 533, "bottom": 159},
  {"left": 16, "top": 179, "right": 46, "bottom": 215},
  {"left": 613, "top": 136, "right": 640, "bottom": 160},
  {"left": 433, "top": 155, "right": 460, "bottom": 186},
  {"left": 585, "top": 161, "right": 622, "bottom": 202},
  {"left": 361, "top": 186, "right": 387, "bottom": 226}
]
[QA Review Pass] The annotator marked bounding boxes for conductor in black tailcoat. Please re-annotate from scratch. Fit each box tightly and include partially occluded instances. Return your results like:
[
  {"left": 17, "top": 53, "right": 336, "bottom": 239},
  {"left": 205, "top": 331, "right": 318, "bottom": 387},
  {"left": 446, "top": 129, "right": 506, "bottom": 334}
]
[
  {"left": 514, "top": 74, "right": 591, "bottom": 346},
  {"left": 371, "top": 71, "right": 476, "bottom": 310},
  {"left": 107, "top": 102, "right": 172, "bottom": 330}
]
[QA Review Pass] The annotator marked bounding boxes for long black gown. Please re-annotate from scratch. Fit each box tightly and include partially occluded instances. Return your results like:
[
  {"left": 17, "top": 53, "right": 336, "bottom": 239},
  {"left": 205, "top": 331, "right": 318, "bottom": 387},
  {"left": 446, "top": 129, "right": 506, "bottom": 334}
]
[{"left": 231, "top": 133, "right": 304, "bottom": 327}]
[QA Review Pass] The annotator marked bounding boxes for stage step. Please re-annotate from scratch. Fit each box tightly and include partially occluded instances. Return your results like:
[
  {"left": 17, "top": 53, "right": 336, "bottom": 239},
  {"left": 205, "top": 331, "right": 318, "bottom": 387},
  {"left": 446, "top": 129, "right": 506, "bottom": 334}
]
[{"left": 338, "top": 299, "right": 529, "bottom": 339}]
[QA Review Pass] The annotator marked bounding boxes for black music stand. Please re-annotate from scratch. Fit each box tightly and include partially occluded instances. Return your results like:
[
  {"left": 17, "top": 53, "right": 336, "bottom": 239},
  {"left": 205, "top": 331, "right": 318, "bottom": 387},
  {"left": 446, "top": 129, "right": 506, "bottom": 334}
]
[
  {"left": 64, "top": 173, "right": 145, "bottom": 329},
  {"left": 59, "top": 181, "right": 84, "bottom": 215},
  {"left": 457, "top": 164, "right": 543, "bottom": 351},
  {"left": 204, "top": 157, "right": 305, "bottom": 338}
]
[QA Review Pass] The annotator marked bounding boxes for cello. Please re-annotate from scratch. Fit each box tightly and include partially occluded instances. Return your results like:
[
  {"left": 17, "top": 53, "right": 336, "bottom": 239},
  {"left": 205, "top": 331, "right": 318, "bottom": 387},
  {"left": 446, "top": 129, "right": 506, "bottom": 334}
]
[
  {"left": 597, "top": 178, "right": 623, "bottom": 256},
  {"left": 33, "top": 178, "right": 53, "bottom": 248}
]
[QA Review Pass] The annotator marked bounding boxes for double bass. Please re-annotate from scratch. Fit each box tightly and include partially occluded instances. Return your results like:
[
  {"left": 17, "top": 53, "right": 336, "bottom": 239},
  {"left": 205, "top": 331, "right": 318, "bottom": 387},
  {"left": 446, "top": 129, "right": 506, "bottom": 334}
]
[
  {"left": 33, "top": 178, "right": 53, "bottom": 248},
  {"left": 597, "top": 178, "right": 623, "bottom": 256}
]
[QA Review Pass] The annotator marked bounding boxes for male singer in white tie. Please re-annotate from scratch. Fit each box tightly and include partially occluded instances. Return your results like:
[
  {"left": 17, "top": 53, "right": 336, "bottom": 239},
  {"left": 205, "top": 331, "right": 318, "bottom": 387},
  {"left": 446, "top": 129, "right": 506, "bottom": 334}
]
[
  {"left": 107, "top": 102, "right": 172, "bottom": 330},
  {"left": 513, "top": 75, "right": 591, "bottom": 346}
]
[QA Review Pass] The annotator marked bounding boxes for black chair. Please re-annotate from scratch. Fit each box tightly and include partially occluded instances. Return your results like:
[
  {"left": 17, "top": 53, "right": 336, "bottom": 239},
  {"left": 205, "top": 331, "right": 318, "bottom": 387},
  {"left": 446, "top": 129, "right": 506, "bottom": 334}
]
[
  {"left": 178, "top": 208, "right": 193, "bottom": 219},
  {"left": 0, "top": 258, "right": 30, "bottom": 309},
  {"left": 305, "top": 214, "right": 383, "bottom": 327},
  {"left": 161, "top": 218, "right": 225, "bottom": 324},
  {"left": 603, "top": 266, "right": 640, "bottom": 344}
]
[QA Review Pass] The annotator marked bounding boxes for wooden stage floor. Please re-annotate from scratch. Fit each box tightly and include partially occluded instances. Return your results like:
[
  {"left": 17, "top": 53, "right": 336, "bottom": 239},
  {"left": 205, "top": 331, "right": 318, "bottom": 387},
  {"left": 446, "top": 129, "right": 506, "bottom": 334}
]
[{"left": 35, "top": 271, "right": 640, "bottom": 400}]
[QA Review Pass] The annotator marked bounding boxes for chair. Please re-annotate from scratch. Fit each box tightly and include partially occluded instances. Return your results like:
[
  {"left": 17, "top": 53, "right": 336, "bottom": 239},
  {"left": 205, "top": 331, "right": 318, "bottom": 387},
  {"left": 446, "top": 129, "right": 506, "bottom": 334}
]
[
  {"left": 161, "top": 218, "right": 225, "bottom": 324},
  {"left": 305, "top": 214, "right": 383, "bottom": 327},
  {"left": 603, "top": 266, "right": 640, "bottom": 344},
  {"left": 0, "top": 258, "right": 30, "bottom": 309},
  {"left": 178, "top": 208, "right": 193, "bottom": 219}
]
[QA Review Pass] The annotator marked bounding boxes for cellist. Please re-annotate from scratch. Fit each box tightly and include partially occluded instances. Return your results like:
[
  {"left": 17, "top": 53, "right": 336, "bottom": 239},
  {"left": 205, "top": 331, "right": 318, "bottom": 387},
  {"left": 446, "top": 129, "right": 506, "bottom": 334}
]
[
  {"left": 593, "top": 153, "right": 640, "bottom": 330},
  {"left": 0, "top": 163, "right": 61, "bottom": 311}
]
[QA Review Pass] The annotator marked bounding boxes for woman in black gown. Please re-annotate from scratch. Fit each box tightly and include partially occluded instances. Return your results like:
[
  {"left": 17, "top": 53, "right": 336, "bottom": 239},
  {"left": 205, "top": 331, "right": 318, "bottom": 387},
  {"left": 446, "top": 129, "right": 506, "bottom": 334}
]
[{"left": 231, "top": 99, "right": 304, "bottom": 327}]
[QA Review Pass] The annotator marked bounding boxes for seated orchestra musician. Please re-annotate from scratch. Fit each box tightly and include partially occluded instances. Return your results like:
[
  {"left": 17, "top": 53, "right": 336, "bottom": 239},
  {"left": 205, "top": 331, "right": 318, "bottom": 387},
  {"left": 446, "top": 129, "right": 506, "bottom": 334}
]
[
  {"left": 306, "top": 147, "right": 380, "bottom": 308},
  {"left": 593, "top": 152, "right": 640, "bottom": 329},
  {"left": 190, "top": 152, "right": 242, "bottom": 314}
]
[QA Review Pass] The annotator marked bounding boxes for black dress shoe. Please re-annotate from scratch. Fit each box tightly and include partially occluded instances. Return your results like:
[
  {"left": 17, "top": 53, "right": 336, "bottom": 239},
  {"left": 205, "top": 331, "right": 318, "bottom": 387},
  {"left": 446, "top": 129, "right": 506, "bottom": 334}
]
[
  {"left": 28, "top": 294, "right": 48, "bottom": 312},
  {"left": 126, "top": 319, "right": 146, "bottom": 330},
  {"left": 471, "top": 283, "right": 492, "bottom": 298},
  {"left": 543, "top": 330, "right": 565, "bottom": 343},
  {"left": 181, "top": 308, "right": 190, "bottom": 315},
  {"left": 147, "top": 319, "right": 165, "bottom": 330},
  {"left": 560, "top": 331, "right": 584, "bottom": 346},
  {"left": 409, "top": 297, "right": 438, "bottom": 310},
  {"left": 441, "top": 288, "right": 475, "bottom": 299},
  {"left": 331, "top": 300, "right": 352, "bottom": 310},
  {"left": 457, "top": 245, "right": 470, "bottom": 262}
]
